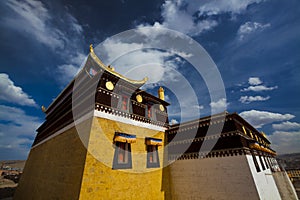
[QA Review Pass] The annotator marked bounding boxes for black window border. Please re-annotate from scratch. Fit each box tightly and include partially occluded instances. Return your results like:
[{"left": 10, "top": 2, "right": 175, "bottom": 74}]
[
  {"left": 263, "top": 156, "right": 269, "bottom": 169},
  {"left": 146, "top": 145, "right": 160, "bottom": 168},
  {"left": 112, "top": 141, "right": 132, "bottom": 169},
  {"left": 251, "top": 151, "right": 261, "bottom": 172},
  {"left": 258, "top": 155, "right": 266, "bottom": 171}
]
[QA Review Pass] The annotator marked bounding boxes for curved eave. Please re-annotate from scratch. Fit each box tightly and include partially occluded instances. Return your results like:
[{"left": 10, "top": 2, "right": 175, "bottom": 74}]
[
  {"left": 45, "top": 49, "right": 148, "bottom": 114},
  {"left": 90, "top": 50, "right": 148, "bottom": 85}
]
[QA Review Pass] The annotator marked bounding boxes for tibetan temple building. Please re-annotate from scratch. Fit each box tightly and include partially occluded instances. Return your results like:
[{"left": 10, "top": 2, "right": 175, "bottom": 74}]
[{"left": 14, "top": 46, "right": 298, "bottom": 200}]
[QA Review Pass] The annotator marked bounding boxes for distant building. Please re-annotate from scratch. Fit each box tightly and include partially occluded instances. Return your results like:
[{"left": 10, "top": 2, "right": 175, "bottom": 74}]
[
  {"left": 14, "top": 46, "right": 298, "bottom": 200},
  {"left": 287, "top": 169, "right": 300, "bottom": 180}
]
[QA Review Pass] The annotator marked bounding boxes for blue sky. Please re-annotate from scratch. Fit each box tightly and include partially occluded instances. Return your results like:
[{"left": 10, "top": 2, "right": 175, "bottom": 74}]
[{"left": 0, "top": 0, "right": 299, "bottom": 159}]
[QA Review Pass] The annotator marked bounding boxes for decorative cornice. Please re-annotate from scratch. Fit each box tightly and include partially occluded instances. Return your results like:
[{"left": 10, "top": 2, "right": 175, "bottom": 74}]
[
  {"left": 94, "top": 108, "right": 167, "bottom": 132},
  {"left": 168, "top": 148, "right": 252, "bottom": 161},
  {"left": 168, "top": 130, "right": 240, "bottom": 146}
]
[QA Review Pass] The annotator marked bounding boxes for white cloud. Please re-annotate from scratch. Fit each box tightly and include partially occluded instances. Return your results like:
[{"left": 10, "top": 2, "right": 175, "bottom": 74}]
[
  {"left": 100, "top": 39, "right": 176, "bottom": 85},
  {"left": 56, "top": 52, "right": 86, "bottom": 84},
  {"left": 248, "top": 77, "right": 262, "bottom": 85},
  {"left": 103, "top": 45, "right": 170, "bottom": 77},
  {"left": 0, "top": 105, "right": 41, "bottom": 134},
  {"left": 4, "top": 0, "right": 65, "bottom": 50},
  {"left": 239, "top": 77, "right": 277, "bottom": 102},
  {"left": 0, "top": 105, "right": 42, "bottom": 159},
  {"left": 56, "top": 64, "right": 81, "bottom": 83},
  {"left": 239, "top": 110, "right": 295, "bottom": 128},
  {"left": 67, "top": 13, "right": 83, "bottom": 34},
  {"left": 241, "top": 85, "right": 278, "bottom": 92},
  {"left": 210, "top": 98, "right": 229, "bottom": 114},
  {"left": 170, "top": 119, "right": 179, "bottom": 125},
  {"left": 193, "top": 105, "right": 204, "bottom": 110},
  {"left": 0, "top": 73, "right": 37, "bottom": 107},
  {"left": 159, "top": 1, "right": 218, "bottom": 36},
  {"left": 169, "top": 49, "right": 193, "bottom": 59},
  {"left": 272, "top": 121, "right": 300, "bottom": 131},
  {"left": 3, "top": 0, "right": 86, "bottom": 85},
  {"left": 239, "top": 95, "right": 270, "bottom": 104},
  {"left": 238, "top": 21, "right": 271, "bottom": 40},
  {"left": 101, "top": 39, "right": 145, "bottom": 62},
  {"left": 196, "top": 0, "right": 264, "bottom": 16},
  {"left": 268, "top": 130, "right": 300, "bottom": 154},
  {"left": 140, "top": 0, "right": 265, "bottom": 37}
]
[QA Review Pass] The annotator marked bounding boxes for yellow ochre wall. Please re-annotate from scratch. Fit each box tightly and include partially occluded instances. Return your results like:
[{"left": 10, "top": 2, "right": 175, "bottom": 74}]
[
  {"left": 14, "top": 119, "right": 92, "bottom": 200},
  {"left": 15, "top": 116, "right": 170, "bottom": 200},
  {"left": 79, "top": 117, "right": 169, "bottom": 200}
]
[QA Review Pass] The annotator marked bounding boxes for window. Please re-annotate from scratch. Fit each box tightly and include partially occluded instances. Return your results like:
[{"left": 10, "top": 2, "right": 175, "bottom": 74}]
[
  {"left": 121, "top": 95, "right": 128, "bottom": 111},
  {"left": 251, "top": 152, "right": 261, "bottom": 172},
  {"left": 259, "top": 155, "right": 266, "bottom": 171},
  {"left": 113, "top": 142, "right": 132, "bottom": 169},
  {"left": 263, "top": 156, "right": 269, "bottom": 169},
  {"left": 112, "top": 133, "right": 136, "bottom": 169},
  {"left": 147, "top": 104, "right": 152, "bottom": 118},
  {"left": 146, "top": 138, "right": 162, "bottom": 168},
  {"left": 117, "top": 142, "right": 129, "bottom": 164},
  {"left": 117, "top": 95, "right": 132, "bottom": 113},
  {"left": 147, "top": 145, "right": 159, "bottom": 168},
  {"left": 269, "top": 157, "right": 275, "bottom": 172},
  {"left": 268, "top": 158, "right": 272, "bottom": 168}
]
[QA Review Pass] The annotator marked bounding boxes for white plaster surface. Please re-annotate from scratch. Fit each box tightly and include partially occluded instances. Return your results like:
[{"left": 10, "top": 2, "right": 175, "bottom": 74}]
[
  {"left": 246, "top": 155, "right": 281, "bottom": 200},
  {"left": 94, "top": 110, "right": 166, "bottom": 132},
  {"left": 168, "top": 155, "right": 260, "bottom": 200}
]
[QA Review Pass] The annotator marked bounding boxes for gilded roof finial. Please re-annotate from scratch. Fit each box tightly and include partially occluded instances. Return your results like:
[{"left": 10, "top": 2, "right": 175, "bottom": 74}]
[
  {"left": 41, "top": 105, "right": 46, "bottom": 113},
  {"left": 158, "top": 86, "right": 165, "bottom": 101},
  {"left": 89, "top": 44, "right": 94, "bottom": 53},
  {"left": 107, "top": 65, "right": 115, "bottom": 71}
]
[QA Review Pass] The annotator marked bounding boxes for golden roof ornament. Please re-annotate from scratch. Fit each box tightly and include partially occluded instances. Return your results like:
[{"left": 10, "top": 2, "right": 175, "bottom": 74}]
[
  {"left": 41, "top": 105, "right": 46, "bottom": 113},
  {"left": 108, "top": 65, "right": 115, "bottom": 71},
  {"left": 158, "top": 87, "right": 165, "bottom": 100},
  {"left": 89, "top": 44, "right": 94, "bottom": 53},
  {"left": 136, "top": 94, "right": 143, "bottom": 103},
  {"left": 159, "top": 104, "right": 165, "bottom": 111},
  {"left": 105, "top": 81, "right": 114, "bottom": 91}
]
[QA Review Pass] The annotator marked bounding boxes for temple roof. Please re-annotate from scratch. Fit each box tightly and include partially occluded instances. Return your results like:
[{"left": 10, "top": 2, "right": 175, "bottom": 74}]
[
  {"left": 45, "top": 44, "right": 150, "bottom": 114},
  {"left": 167, "top": 111, "right": 272, "bottom": 144},
  {"left": 166, "top": 112, "right": 276, "bottom": 157}
]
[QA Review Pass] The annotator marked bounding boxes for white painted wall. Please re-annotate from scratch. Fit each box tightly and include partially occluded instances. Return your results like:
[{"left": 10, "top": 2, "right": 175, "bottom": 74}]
[
  {"left": 246, "top": 155, "right": 281, "bottom": 200},
  {"left": 168, "top": 155, "right": 260, "bottom": 200}
]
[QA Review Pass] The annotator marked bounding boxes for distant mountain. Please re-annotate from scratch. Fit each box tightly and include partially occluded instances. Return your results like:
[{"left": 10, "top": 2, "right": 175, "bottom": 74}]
[
  {"left": 277, "top": 153, "right": 300, "bottom": 170},
  {"left": 0, "top": 160, "right": 26, "bottom": 171}
]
